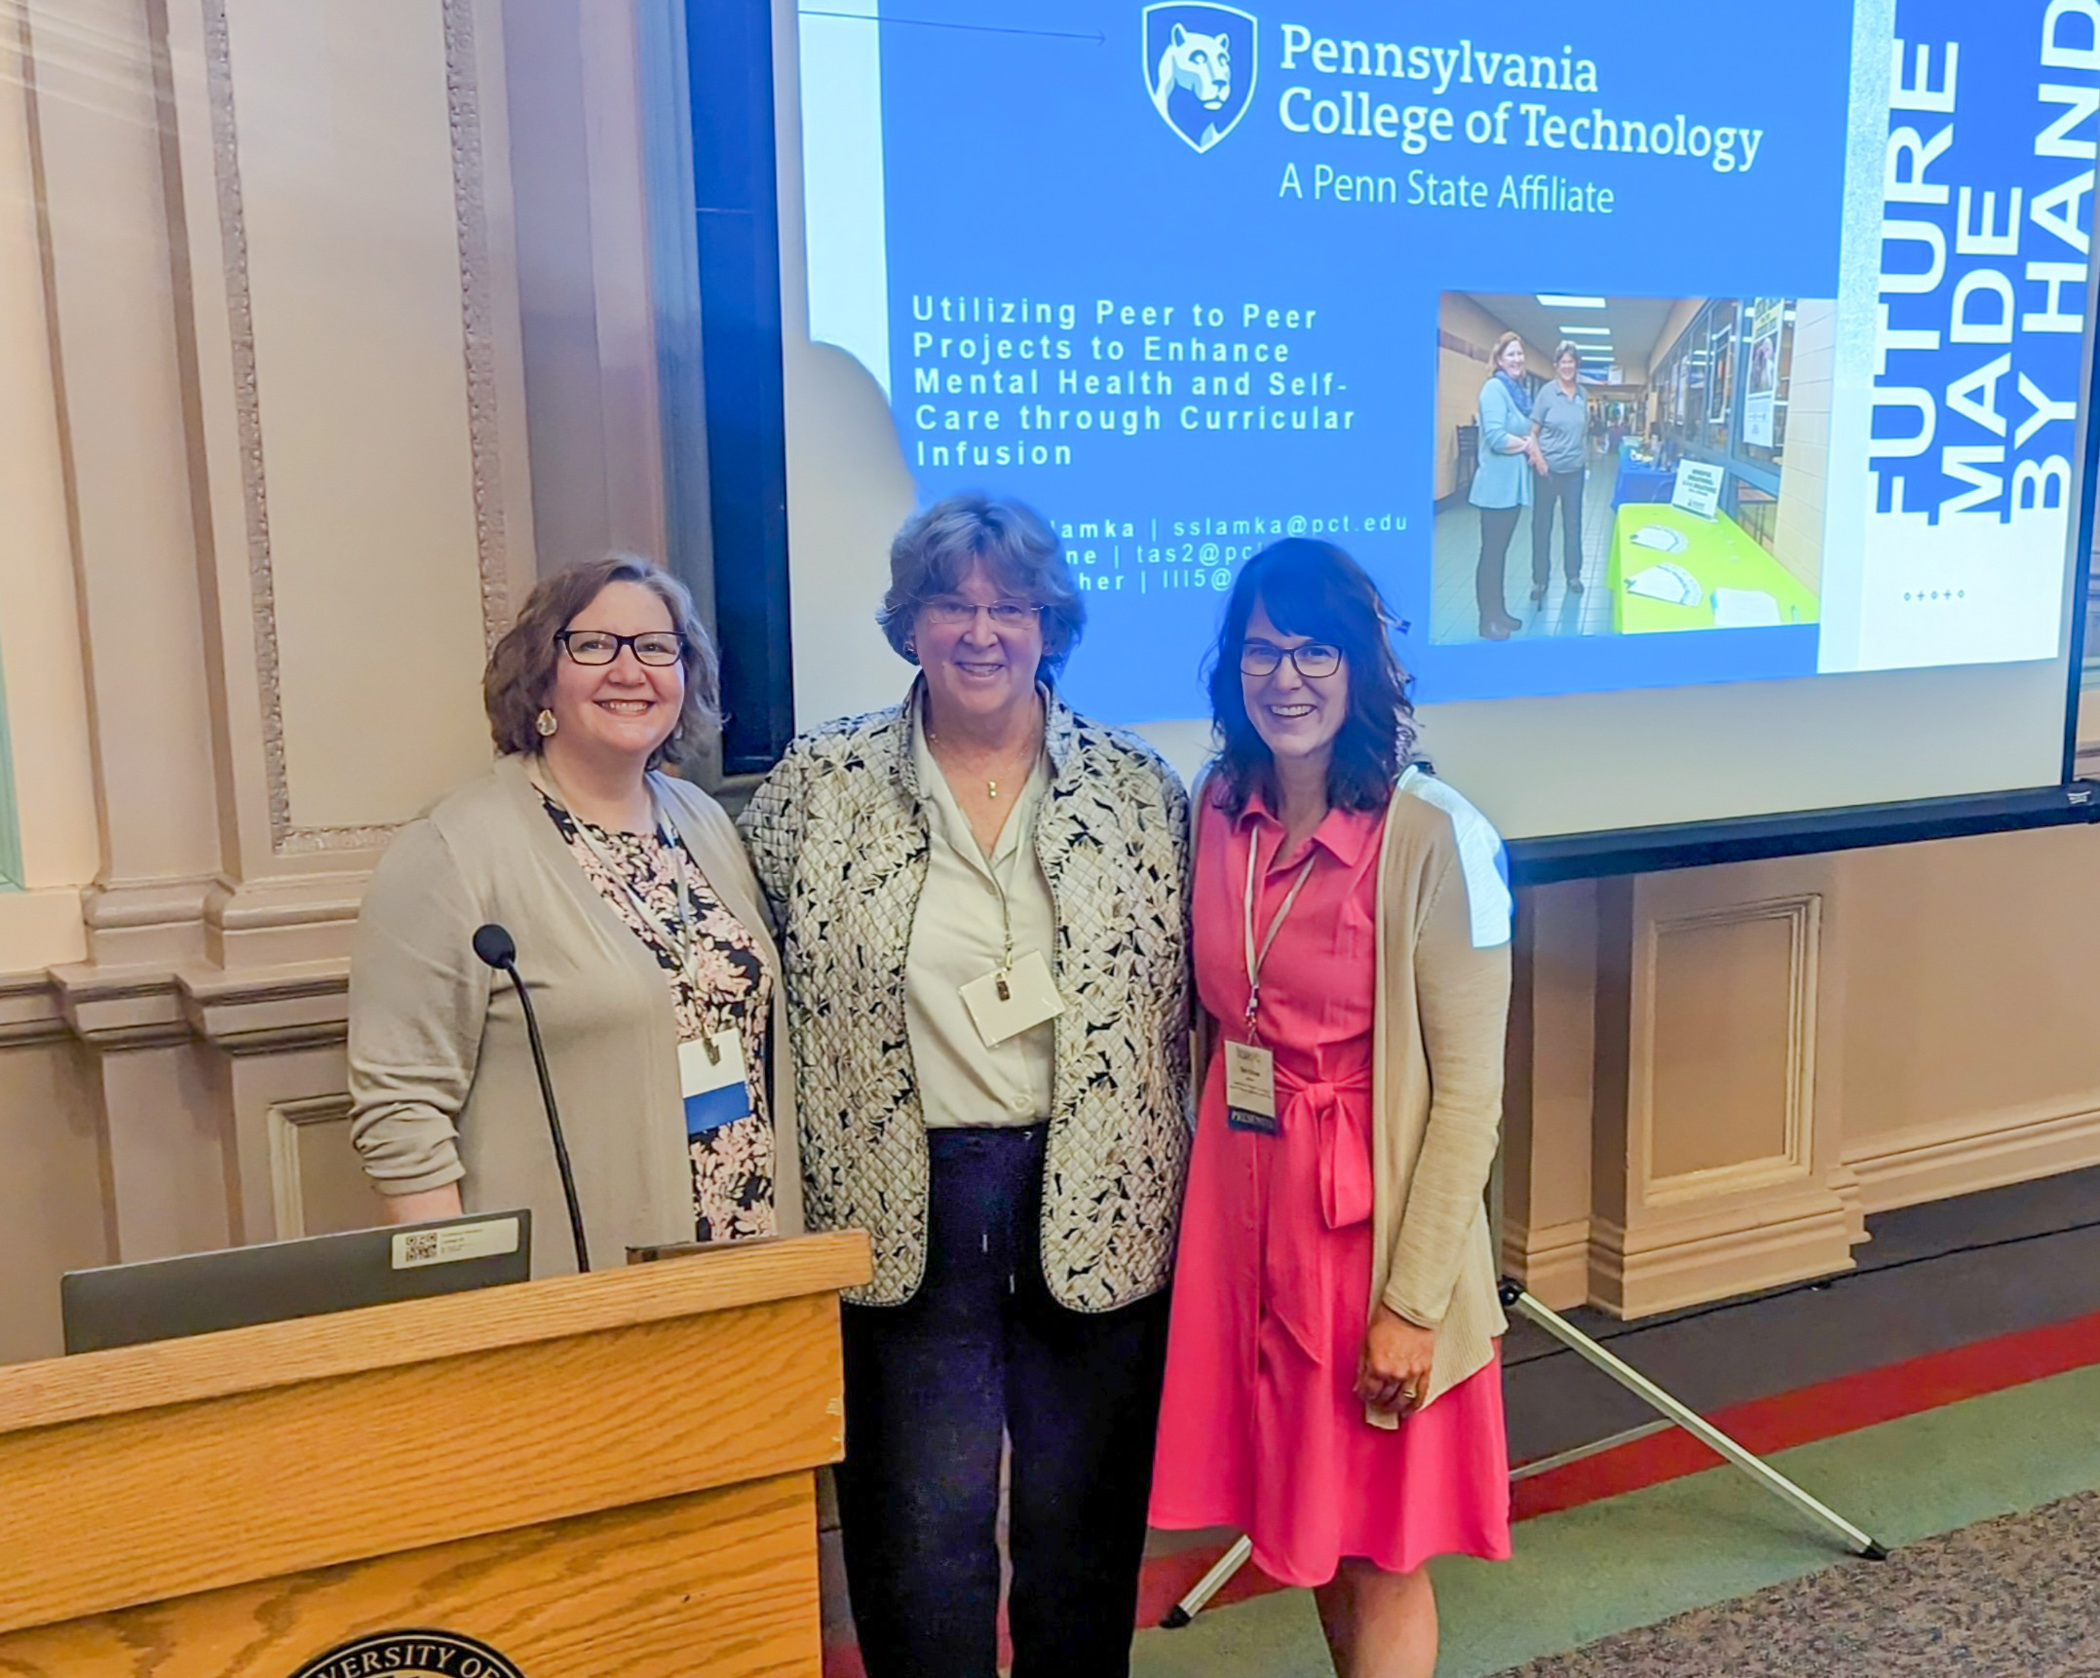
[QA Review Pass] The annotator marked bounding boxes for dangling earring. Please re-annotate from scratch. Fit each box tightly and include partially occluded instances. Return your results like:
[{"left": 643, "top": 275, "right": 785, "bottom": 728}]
[
  {"left": 535, "top": 708, "right": 558, "bottom": 738},
  {"left": 905, "top": 639, "right": 918, "bottom": 660}
]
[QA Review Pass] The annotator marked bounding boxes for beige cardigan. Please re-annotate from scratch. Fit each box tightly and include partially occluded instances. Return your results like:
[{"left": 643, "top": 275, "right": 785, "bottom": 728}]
[
  {"left": 1368, "top": 767, "right": 1513, "bottom": 1420},
  {"left": 1197, "top": 765, "right": 1511, "bottom": 1422},
  {"left": 348, "top": 753, "right": 803, "bottom": 1275}
]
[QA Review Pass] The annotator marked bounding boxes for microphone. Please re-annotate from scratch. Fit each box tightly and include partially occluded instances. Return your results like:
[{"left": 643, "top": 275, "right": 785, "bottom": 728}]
[{"left": 472, "top": 922, "right": 591, "bottom": 1273}]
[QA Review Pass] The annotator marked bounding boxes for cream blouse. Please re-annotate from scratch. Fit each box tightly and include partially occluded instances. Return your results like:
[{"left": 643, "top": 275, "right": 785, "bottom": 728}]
[{"left": 904, "top": 708, "right": 1057, "bottom": 1129}]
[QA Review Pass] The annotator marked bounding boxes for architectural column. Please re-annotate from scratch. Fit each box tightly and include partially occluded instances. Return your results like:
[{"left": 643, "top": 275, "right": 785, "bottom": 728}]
[
  {"left": 11, "top": 0, "right": 537, "bottom": 1277},
  {"left": 26, "top": 0, "right": 221, "bottom": 972},
  {"left": 1499, "top": 879, "right": 1599, "bottom": 1311},
  {"left": 150, "top": 0, "right": 537, "bottom": 1244}
]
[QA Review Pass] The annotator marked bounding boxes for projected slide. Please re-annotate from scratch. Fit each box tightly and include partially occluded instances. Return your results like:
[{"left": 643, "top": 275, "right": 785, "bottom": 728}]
[
  {"left": 799, "top": 0, "right": 2100, "bottom": 719},
  {"left": 1428, "top": 291, "right": 1830, "bottom": 648}
]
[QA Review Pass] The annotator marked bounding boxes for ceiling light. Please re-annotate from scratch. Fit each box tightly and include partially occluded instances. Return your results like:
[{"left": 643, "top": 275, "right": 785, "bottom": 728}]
[
  {"left": 1537, "top": 294, "right": 1607, "bottom": 308},
  {"left": 1559, "top": 326, "right": 1611, "bottom": 336}
]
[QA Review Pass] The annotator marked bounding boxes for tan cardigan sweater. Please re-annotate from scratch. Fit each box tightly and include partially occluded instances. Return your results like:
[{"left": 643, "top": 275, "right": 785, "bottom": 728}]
[
  {"left": 1367, "top": 767, "right": 1513, "bottom": 1420},
  {"left": 1198, "top": 765, "right": 1511, "bottom": 1422},
  {"left": 348, "top": 753, "right": 803, "bottom": 1274}
]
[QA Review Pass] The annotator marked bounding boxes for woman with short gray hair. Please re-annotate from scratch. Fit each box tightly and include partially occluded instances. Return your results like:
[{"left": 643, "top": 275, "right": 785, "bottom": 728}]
[
  {"left": 741, "top": 491, "right": 1191, "bottom": 1678},
  {"left": 1528, "top": 341, "right": 1592, "bottom": 605}
]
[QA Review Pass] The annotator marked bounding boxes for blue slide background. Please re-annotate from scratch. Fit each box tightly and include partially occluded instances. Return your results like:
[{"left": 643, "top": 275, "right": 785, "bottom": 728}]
[{"left": 862, "top": 0, "right": 1858, "bottom": 718}]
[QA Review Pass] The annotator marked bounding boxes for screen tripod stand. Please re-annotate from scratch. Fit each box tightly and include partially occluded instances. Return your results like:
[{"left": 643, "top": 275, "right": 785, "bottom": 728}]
[{"left": 1160, "top": 1272, "right": 1886, "bottom": 1629}]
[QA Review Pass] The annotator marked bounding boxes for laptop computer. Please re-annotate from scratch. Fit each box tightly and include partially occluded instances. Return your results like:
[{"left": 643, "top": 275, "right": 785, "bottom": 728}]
[{"left": 60, "top": 1210, "right": 534, "bottom": 1354}]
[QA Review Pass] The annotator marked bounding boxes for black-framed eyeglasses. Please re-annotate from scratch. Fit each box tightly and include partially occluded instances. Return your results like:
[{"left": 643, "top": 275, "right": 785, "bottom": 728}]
[
  {"left": 1240, "top": 639, "right": 1342, "bottom": 679},
  {"left": 556, "top": 629, "right": 687, "bottom": 667},
  {"left": 920, "top": 597, "right": 1043, "bottom": 629}
]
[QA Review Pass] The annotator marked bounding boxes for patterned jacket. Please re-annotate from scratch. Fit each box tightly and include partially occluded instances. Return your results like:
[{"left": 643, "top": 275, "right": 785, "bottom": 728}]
[{"left": 739, "top": 686, "right": 1192, "bottom": 1311}]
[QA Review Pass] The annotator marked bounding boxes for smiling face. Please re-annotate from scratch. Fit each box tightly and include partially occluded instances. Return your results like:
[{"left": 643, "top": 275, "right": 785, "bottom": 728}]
[
  {"left": 1240, "top": 597, "right": 1349, "bottom": 771},
  {"left": 914, "top": 560, "right": 1045, "bottom": 728},
  {"left": 1498, "top": 338, "right": 1527, "bottom": 377},
  {"left": 545, "top": 580, "right": 685, "bottom": 770},
  {"left": 1557, "top": 351, "right": 1581, "bottom": 383}
]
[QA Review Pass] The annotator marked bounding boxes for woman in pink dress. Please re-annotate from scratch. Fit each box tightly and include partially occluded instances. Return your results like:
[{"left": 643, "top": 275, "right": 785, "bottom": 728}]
[{"left": 1151, "top": 539, "right": 1515, "bottom": 1676}]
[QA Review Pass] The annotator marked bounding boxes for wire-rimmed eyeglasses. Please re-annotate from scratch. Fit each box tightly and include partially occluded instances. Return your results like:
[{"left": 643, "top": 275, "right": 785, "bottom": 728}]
[{"left": 920, "top": 598, "right": 1043, "bottom": 629}]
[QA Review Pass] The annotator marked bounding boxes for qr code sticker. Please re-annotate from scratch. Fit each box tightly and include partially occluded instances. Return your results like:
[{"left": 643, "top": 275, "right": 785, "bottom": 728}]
[{"left": 393, "top": 1217, "right": 518, "bottom": 1270}]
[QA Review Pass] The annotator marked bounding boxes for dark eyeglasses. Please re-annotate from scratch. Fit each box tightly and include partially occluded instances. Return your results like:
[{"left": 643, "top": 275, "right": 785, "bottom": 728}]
[
  {"left": 1239, "top": 639, "right": 1342, "bottom": 679},
  {"left": 556, "top": 630, "right": 686, "bottom": 667}
]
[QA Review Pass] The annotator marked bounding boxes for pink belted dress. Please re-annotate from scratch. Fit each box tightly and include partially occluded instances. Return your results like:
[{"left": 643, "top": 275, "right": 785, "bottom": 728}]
[{"left": 1148, "top": 788, "right": 1511, "bottom": 1587}]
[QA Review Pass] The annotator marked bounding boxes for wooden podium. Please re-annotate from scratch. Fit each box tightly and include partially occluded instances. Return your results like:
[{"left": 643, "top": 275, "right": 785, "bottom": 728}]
[{"left": 0, "top": 1230, "right": 870, "bottom": 1678}]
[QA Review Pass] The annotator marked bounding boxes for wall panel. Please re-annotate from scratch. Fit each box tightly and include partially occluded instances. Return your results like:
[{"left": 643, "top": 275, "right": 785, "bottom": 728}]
[{"left": 0, "top": 1037, "right": 108, "bottom": 1364}]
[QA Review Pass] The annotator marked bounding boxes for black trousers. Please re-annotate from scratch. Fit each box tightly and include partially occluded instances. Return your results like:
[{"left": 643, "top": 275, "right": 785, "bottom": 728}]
[
  {"left": 835, "top": 1125, "right": 1170, "bottom": 1678},
  {"left": 1532, "top": 468, "right": 1585, "bottom": 584},
  {"left": 1476, "top": 504, "right": 1522, "bottom": 623}
]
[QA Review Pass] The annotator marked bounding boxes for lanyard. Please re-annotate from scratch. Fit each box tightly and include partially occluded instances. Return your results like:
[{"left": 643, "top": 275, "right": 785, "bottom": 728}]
[
  {"left": 539, "top": 769, "right": 702, "bottom": 1013},
  {"left": 1242, "top": 834, "right": 1319, "bottom": 1041},
  {"left": 989, "top": 869, "right": 1018, "bottom": 995}
]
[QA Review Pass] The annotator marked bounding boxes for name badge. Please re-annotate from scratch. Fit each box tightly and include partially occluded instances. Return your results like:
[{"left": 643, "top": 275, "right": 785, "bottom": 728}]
[
  {"left": 1224, "top": 1039, "right": 1279, "bottom": 1135},
  {"left": 958, "top": 948, "right": 1065, "bottom": 1047},
  {"left": 679, "top": 1029, "right": 754, "bottom": 1137}
]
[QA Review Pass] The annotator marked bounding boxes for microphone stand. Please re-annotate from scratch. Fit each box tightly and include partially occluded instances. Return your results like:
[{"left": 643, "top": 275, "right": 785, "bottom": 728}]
[{"left": 490, "top": 952, "right": 592, "bottom": 1274}]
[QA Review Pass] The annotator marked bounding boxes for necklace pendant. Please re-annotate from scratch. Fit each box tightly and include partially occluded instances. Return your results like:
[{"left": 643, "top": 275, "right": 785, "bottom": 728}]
[{"left": 988, "top": 780, "right": 999, "bottom": 799}]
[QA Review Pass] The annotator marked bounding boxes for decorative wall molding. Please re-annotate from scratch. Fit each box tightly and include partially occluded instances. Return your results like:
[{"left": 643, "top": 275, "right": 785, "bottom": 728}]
[
  {"left": 1637, "top": 893, "right": 1821, "bottom": 1206},
  {"left": 199, "top": 0, "right": 291, "bottom": 851},
  {"left": 48, "top": 963, "right": 193, "bottom": 1050},
  {"left": 442, "top": 0, "right": 514, "bottom": 652},
  {"left": 0, "top": 977, "right": 67, "bottom": 1047},
  {"left": 26, "top": 960, "right": 347, "bottom": 1053},
  {"left": 78, "top": 877, "right": 214, "bottom": 969},
  {"left": 178, "top": 961, "right": 350, "bottom": 1054},
  {"left": 267, "top": 1092, "right": 352, "bottom": 1241},
  {"left": 1503, "top": 1215, "right": 1590, "bottom": 1312},
  {"left": 200, "top": 0, "right": 511, "bottom": 857},
  {"left": 202, "top": 873, "right": 366, "bottom": 972},
  {"left": 1588, "top": 1189, "right": 1856, "bottom": 1318},
  {"left": 1845, "top": 1095, "right": 2100, "bottom": 1215}
]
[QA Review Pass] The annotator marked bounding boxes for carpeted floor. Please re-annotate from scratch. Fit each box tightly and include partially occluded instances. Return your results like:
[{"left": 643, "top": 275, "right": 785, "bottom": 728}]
[{"left": 1497, "top": 1488, "right": 2100, "bottom": 1677}]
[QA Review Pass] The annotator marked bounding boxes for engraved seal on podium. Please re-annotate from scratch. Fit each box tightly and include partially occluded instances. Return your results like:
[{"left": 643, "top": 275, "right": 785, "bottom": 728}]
[{"left": 289, "top": 1629, "right": 525, "bottom": 1677}]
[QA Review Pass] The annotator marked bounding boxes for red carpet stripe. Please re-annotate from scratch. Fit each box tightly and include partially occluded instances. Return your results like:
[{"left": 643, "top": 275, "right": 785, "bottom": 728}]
[
  {"left": 825, "top": 1302, "right": 2100, "bottom": 1667},
  {"left": 1509, "top": 1302, "right": 2100, "bottom": 1519}
]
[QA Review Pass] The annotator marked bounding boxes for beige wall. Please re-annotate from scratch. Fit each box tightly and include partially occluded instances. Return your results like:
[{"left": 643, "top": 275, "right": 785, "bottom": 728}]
[
  {"left": 0, "top": 1030, "right": 107, "bottom": 1365},
  {"left": 1835, "top": 827, "right": 2100, "bottom": 1184},
  {"left": 1503, "top": 824, "right": 2100, "bottom": 1316},
  {"left": 223, "top": 0, "right": 495, "bottom": 833},
  {"left": 1434, "top": 293, "right": 1554, "bottom": 502}
]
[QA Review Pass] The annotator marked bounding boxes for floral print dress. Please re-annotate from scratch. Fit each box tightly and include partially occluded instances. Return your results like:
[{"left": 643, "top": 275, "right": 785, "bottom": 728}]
[{"left": 544, "top": 797, "right": 776, "bottom": 1242}]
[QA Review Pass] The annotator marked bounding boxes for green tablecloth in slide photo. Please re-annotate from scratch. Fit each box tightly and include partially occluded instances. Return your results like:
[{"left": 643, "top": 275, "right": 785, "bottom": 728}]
[{"left": 1607, "top": 502, "right": 1821, "bottom": 634}]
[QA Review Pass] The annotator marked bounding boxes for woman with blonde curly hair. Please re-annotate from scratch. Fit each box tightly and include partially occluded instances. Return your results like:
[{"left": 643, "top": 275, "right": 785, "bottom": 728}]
[
  {"left": 1469, "top": 331, "right": 1546, "bottom": 640},
  {"left": 348, "top": 554, "right": 800, "bottom": 1268}
]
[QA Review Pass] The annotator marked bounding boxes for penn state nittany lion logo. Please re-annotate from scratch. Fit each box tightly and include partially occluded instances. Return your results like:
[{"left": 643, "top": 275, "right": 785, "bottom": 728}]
[{"left": 1142, "top": 4, "right": 1257, "bottom": 153}]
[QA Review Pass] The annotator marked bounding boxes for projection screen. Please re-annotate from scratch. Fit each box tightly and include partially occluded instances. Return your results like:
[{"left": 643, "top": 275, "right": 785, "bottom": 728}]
[{"left": 758, "top": 0, "right": 2100, "bottom": 850}]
